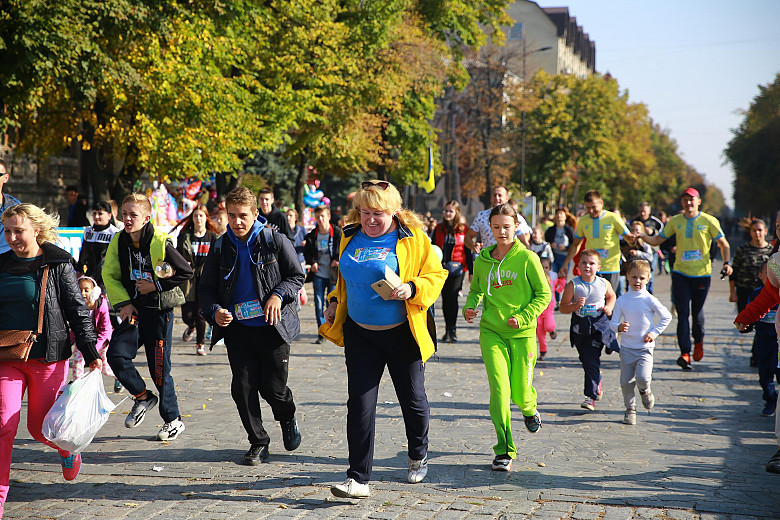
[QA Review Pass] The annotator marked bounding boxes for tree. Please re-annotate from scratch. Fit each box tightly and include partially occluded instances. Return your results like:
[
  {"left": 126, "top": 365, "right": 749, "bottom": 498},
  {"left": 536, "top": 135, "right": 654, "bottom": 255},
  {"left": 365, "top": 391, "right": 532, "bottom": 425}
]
[{"left": 725, "top": 74, "right": 780, "bottom": 217}]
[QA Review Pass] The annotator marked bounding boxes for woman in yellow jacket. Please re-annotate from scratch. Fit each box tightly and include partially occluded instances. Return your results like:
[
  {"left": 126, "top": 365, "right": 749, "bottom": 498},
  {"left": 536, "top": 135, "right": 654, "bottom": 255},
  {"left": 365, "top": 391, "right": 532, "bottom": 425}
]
[{"left": 320, "top": 180, "right": 447, "bottom": 499}]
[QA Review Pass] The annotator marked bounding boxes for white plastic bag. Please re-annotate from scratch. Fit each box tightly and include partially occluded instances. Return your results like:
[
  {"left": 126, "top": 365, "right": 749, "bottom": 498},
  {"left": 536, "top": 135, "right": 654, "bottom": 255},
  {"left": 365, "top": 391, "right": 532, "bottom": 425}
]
[{"left": 42, "top": 370, "right": 124, "bottom": 453}]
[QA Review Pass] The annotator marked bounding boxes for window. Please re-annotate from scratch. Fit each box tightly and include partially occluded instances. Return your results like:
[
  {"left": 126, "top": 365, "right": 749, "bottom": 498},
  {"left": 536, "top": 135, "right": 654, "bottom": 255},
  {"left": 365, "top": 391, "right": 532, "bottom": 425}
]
[{"left": 509, "top": 23, "right": 523, "bottom": 42}]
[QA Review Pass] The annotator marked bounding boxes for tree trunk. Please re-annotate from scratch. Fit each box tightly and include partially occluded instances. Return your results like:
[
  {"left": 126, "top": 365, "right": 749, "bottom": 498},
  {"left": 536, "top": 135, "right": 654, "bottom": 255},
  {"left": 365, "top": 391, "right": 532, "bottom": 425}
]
[{"left": 294, "top": 150, "right": 309, "bottom": 213}]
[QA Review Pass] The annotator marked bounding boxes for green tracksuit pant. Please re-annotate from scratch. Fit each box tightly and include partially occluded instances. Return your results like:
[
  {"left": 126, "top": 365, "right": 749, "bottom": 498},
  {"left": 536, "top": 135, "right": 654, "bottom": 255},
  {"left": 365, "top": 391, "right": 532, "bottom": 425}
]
[{"left": 480, "top": 330, "right": 538, "bottom": 458}]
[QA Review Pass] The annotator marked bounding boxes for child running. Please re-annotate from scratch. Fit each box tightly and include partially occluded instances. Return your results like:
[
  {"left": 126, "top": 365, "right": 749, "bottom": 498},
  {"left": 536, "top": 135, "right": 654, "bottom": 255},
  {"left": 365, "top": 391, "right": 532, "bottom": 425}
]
[
  {"left": 463, "top": 203, "right": 551, "bottom": 472},
  {"left": 559, "top": 249, "right": 617, "bottom": 411},
  {"left": 609, "top": 260, "right": 672, "bottom": 425},
  {"left": 536, "top": 257, "right": 557, "bottom": 360},
  {"left": 69, "top": 276, "right": 120, "bottom": 391}
]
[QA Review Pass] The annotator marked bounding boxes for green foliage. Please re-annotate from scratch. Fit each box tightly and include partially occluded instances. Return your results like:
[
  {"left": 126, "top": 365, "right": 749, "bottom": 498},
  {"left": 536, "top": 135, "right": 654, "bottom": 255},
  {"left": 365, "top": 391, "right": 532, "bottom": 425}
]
[{"left": 725, "top": 74, "right": 780, "bottom": 217}]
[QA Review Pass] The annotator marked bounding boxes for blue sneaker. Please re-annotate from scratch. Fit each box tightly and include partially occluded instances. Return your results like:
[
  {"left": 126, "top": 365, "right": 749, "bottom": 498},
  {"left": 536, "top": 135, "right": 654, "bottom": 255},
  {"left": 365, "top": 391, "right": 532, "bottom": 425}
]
[
  {"left": 762, "top": 402, "right": 777, "bottom": 417},
  {"left": 524, "top": 411, "right": 542, "bottom": 433}
]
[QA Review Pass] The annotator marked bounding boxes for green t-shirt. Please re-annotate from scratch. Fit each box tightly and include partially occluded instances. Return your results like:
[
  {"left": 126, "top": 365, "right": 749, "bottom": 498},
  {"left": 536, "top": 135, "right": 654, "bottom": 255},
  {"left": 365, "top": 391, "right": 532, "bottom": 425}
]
[{"left": 0, "top": 254, "right": 46, "bottom": 358}]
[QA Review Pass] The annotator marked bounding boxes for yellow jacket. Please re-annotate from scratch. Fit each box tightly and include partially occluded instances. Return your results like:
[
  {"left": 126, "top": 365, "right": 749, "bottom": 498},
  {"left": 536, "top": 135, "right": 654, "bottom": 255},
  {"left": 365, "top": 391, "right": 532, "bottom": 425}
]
[{"left": 318, "top": 223, "right": 447, "bottom": 362}]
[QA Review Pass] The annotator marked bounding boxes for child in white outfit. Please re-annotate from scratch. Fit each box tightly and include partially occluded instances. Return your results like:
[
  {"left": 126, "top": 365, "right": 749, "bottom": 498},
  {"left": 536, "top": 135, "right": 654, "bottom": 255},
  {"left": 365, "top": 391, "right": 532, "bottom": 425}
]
[{"left": 609, "top": 259, "right": 672, "bottom": 425}]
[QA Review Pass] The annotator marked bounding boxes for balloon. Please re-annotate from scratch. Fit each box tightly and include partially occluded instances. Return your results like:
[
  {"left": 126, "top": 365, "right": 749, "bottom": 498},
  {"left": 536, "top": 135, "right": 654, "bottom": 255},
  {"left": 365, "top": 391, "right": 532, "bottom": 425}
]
[
  {"left": 321, "top": 197, "right": 330, "bottom": 206},
  {"left": 431, "top": 245, "right": 443, "bottom": 262}
]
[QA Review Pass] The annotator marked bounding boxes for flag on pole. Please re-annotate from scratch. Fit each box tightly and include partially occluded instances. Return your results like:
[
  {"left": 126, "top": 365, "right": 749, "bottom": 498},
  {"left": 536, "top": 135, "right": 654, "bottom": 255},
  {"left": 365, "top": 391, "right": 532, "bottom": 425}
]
[{"left": 420, "top": 146, "right": 435, "bottom": 193}]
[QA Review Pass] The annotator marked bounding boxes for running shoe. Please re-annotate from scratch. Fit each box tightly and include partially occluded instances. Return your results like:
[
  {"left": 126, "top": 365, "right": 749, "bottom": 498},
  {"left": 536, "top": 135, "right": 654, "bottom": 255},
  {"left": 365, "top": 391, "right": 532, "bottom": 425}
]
[
  {"left": 113, "top": 379, "right": 123, "bottom": 393},
  {"left": 407, "top": 456, "right": 428, "bottom": 483},
  {"left": 640, "top": 390, "right": 655, "bottom": 410},
  {"left": 60, "top": 453, "right": 81, "bottom": 481},
  {"left": 243, "top": 443, "right": 270, "bottom": 466},
  {"left": 622, "top": 409, "right": 636, "bottom": 425},
  {"left": 581, "top": 397, "right": 596, "bottom": 411},
  {"left": 524, "top": 411, "right": 542, "bottom": 433},
  {"left": 331, "top": 478, "right": 370, "bottom": 498},
  {"left": 195, "top": 344, "right": 207, "bottom": 356},
  {"left": 125, "top": 392, "right": 159, "bottom": 428},
  {"left": 595, "top": 381, "right": 603, "bottom": 401},
  {"left": 281, "top": 416, "right": 301, "bottom": 451},
  {"left": 491, "top": 454, "right": 512, "bottom": 471},
  {"left": 156, "top": 417, "right": 185, "bottom": 440}
]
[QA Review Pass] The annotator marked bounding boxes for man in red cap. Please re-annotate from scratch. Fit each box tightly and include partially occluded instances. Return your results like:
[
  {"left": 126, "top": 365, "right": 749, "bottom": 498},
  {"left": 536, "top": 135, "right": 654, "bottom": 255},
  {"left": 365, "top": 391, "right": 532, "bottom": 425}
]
[{"left": 640, "top": 188, "right": 732, "bottom": 370}]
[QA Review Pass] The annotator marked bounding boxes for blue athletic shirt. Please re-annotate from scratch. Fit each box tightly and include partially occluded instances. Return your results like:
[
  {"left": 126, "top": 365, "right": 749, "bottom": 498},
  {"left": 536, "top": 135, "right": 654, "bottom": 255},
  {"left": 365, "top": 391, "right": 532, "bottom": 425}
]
[{"left": 339, "top": 230, "right": 407, "bottom": 326}]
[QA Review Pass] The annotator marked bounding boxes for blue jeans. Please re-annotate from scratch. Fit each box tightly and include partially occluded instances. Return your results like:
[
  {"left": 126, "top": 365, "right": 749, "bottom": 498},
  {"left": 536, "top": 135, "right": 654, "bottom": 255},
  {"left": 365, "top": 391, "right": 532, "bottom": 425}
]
[
  {"left": 671, "top": 273, "right": 711, "bottom": 354},
  {"left": 312, "top": 275, "right": 335, "bottom": 329}
]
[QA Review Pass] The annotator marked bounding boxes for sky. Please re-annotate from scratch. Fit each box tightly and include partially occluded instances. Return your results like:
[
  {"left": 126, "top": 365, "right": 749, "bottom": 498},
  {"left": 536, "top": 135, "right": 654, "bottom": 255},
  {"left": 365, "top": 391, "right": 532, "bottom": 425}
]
[{"left": 536, "top": 0, "right": 780, "bottom": 209}]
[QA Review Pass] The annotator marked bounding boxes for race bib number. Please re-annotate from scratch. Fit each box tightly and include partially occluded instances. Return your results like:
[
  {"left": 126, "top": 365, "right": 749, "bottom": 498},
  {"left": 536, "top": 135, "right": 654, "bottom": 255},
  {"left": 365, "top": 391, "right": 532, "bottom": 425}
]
[
  {"left": 681, "top": 250, "right": 703, "bottom": 262},
  {"left": 596, "top": 249, "right": 609, "bottom": 259},
  {"left": 580, "top": 304, "right": 599, "bottom": 317},
  {"left": 350, "top": 247, "right": 391, "bottom": 263},
  {"left": 131, "top": 268, "right": 153, "bottom": 282},
  {"left": 234, "top": 300, "right": 264, "bottom": 320}
]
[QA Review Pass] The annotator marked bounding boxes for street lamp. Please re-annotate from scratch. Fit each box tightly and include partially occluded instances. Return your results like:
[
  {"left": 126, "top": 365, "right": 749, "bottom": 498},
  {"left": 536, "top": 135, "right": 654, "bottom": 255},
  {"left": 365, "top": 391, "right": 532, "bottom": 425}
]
[{"left": 520, "top": 41, "right": 552, "bottom": 196}]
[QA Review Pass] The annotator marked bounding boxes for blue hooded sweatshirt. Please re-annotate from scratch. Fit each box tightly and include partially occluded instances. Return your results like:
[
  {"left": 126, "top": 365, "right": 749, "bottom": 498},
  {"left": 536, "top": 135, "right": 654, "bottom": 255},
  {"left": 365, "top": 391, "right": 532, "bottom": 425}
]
[{"left": 225, "top": 217, "right": 269, "bottom": 327}]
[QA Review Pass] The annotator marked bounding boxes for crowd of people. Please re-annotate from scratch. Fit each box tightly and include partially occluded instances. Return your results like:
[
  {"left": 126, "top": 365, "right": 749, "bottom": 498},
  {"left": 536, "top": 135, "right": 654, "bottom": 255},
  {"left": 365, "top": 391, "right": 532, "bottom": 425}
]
[{"left": 0, "top": 155, "right": 778, "bottom": 515}]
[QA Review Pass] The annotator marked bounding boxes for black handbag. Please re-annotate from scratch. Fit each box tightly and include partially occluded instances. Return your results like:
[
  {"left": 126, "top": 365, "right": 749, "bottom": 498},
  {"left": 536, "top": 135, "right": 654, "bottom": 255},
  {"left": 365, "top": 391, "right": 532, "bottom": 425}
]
[{"left": 444, "top": 261, "right": 463, "bottom": 277}]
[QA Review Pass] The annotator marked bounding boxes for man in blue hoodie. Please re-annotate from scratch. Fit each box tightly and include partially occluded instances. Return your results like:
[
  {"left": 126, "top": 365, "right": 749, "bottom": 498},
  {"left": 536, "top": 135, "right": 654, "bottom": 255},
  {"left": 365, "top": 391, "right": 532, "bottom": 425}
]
[{"left": 199, "top": 187, "right": 305, "bottom": 466}]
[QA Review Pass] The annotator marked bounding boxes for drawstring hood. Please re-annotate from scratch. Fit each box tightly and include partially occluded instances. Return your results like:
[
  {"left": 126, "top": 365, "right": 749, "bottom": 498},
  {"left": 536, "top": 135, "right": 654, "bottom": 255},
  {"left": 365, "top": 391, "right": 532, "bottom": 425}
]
[
  {"left": 224, "top": 217, "right": 266, "bottom": 280},
  {"left": 484, "top": 241, "right": 517, "bottom": 296}
]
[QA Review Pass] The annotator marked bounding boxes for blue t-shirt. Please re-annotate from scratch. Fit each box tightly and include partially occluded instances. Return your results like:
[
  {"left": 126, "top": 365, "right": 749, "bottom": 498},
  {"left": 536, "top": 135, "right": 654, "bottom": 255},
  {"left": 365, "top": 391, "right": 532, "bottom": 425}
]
[
  {"left": 226, "top": 221, "right": 269, "bottom": 327},
  {"left": 339, "top": 230, "right": 406, "bottom": 326}
]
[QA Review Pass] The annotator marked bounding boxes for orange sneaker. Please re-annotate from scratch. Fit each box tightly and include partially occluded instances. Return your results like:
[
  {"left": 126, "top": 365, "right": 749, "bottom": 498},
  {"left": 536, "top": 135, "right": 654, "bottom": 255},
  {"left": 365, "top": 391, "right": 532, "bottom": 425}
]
[
  {"left": 677, "top": 353, "right": 692, "bottom": 370},
  {"left": 693, "top": 342, "right": 704, "bottom": 361}
]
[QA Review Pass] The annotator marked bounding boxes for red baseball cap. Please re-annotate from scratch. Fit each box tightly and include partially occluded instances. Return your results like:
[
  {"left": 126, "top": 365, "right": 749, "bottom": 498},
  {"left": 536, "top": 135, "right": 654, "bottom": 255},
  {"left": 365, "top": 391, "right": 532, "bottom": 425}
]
[{"left": 681, "top": 187, "right": 699, "bottom": 198}]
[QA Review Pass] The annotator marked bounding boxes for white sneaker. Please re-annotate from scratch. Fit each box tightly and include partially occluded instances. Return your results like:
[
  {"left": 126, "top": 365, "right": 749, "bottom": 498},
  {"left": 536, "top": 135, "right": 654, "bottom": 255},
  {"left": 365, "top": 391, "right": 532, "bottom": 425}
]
[
  {"left": 196, "top": 344, "right": 207, "bottom": 356},
  {"left": 581, "top": 397, "right": 595, "bottom": 411},
  {"left": 407, "top": 456, "right": 428, "bottom": 483},
  {"left": 640, "top": 390, "right": 655, "bottom": 410},
  {"left": 622, "top": 408, "right": 636, "bottom": 425},
  {"left": 331, "top": 478, "right": 370, "bottom": 498},
  {"left": 157, "top": 418, "right": 185, "bottom": 441}
]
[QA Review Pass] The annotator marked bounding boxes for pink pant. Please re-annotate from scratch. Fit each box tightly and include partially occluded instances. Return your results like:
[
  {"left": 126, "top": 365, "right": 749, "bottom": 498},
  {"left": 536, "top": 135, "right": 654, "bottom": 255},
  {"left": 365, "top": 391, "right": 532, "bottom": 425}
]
[
  {"left": 0, "top": 359, "right": 70, "bottom": 513},
  {"left": 536, "top": 305, "right": 556, "bottom": 353}
]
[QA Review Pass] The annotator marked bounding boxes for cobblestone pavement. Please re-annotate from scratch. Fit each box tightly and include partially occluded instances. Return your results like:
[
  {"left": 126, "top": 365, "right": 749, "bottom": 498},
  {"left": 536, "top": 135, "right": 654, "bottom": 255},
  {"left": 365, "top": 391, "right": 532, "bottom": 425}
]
[{"left": 5, "top": 275, "right": 779, "bottom": 519}]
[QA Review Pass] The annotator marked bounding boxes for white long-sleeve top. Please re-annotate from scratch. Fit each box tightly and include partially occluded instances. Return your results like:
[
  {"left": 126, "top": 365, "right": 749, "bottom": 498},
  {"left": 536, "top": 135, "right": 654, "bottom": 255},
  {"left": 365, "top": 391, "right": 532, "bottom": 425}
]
[{"left": 609, "top": 288, "right": 672, "bottom": 350}]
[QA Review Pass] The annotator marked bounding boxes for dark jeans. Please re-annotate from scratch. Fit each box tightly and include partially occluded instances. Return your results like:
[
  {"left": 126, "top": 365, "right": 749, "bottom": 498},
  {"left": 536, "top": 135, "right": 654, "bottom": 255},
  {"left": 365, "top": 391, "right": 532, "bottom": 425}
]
[
  {"left": 441, "top": 272, "right": 464, "bottom": 333},
  {"left": 672, "top": 273, "right": 711, "bottom": 354},
  {"left": 312, "top": 275, "right": 334, "bottom": 329},
  {"left": 754, "top": 325, "right": 780, "bottom": 406},
  {"left": 107, "top": 308, "right": 180, "bottom": 422},
  {"left": 181, "top": 300, "right": 207, "bottom": 344},
  {"left": 571, "top": 331, "right": 603, "bottom": 399},
  {"left": 224, "top": 323, "right": 296, "bottom": 447},
  {"left": 736, "top": 286, "right": 755, "bottom": 314},
  {"left": 343, "top": 317, "right": 429, "bottom": 484}
]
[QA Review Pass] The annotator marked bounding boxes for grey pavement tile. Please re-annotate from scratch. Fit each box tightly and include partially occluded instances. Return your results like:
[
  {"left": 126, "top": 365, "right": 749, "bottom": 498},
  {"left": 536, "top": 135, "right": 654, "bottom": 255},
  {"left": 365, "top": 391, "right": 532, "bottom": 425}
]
[
  {"left": 431, "top": 511, "right": 469, "bottom": 520},
  {"left": 600, "top": 506, "right": 634, "bottom": 520},
  {"left": 664, "top": 509, "right": 697, "bottom": 520}
]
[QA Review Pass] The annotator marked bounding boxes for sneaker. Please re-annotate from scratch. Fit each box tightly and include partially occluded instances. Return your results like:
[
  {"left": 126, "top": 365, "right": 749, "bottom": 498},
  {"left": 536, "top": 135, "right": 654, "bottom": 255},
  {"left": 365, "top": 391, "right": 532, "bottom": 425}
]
[
  {"left": 640, "top": 390, "right": 655, "bottom": 410},
  {"left": 549, "top": 331, "right": 557, "bottom": 340},
  {"left": 538, "top": 351, "right": 546, "bottom": 361},
  {"left": 124, "top": 392, "right": 159, "bottom": 428},
  {"left": 182, "top": 326, "right": 195, "bottom": 342},
  {"left": 314, "top": 335, "right": 325, "bottom": 344},
  {"left": 331, "top": 478, "right": 370, "bottom": 498},
  {"left": 281, "top": 417, "right": 302, "bottom": 451},
  {"left": 449, "top": 331, "right": 457, "bottom": 343},
  {"left": 60, "top": 453, "right": 81, "bottom": 481},
  {"left": 595, "top": 381, "right": 603, "bottom": 401},
  {"left": 767, "top": 448, "right": 780, "bottom": 474},
  {"left": 243, "top": 443, "right": 270, "bottom": 466},
  {"left": 156, "top": 417, "right": 185, "bottom": 440},
  {"left": 762, "top": 402, "right": 777, "bottom": 417},
  {"left": 581, "top": 397, "right": 595, "bottom": 411},
  {"left": 491, "top": 454, "right": 512, "bottom": 471},
  {"left": 622, "top": 409, "right": 636, "bottom": 425},
  {"left": 677, "top": 353, "right": 692, "bottom": 371},
  {"left": 524, "top": 411, "right": 542, "bottom": 433},
  {"left": 440, "top": 332, "right": 451, "bottom": 343},
  {"left": 195, "top": 344, "right": 207, "bottom": 356},
  {"left": 113, "top": 379, "right": 123, "bottom": 393},
  {"left": 407, "top": 456, "right": 428, "bottom": 483},
  {"left": 693, "top": 341, "right": 704, "bottom": 362}
]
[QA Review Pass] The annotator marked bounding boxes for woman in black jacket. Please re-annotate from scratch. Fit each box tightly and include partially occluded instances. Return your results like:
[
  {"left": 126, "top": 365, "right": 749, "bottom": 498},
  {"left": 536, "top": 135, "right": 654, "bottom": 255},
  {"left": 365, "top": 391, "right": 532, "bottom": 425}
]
[
  {"left": 0, "top": 204, "right": 100, "bottom": 516},
  {"left": 174, "top": 205, "right": 218, "bottom": 355}
]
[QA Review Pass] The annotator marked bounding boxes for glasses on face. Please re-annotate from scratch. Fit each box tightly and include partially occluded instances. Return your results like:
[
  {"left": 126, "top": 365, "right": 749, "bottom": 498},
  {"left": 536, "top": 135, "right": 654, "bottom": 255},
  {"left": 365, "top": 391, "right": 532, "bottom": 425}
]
[{"left": 362, "top": 181, "right": 390, "bottom": 190}]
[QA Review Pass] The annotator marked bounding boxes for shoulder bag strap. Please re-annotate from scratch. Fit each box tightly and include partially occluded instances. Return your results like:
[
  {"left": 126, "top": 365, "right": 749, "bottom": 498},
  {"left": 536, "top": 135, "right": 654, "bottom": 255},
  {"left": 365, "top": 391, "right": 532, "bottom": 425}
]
[{"left": 36, "top": 265, "right": 50, "bottom": 335}]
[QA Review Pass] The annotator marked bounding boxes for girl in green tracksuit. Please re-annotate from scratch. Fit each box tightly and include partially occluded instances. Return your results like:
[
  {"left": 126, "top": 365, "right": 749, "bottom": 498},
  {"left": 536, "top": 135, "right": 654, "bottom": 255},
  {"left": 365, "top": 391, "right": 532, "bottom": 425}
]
[{"left": 464, "top": 203, "right": 551, "bottom": 471}]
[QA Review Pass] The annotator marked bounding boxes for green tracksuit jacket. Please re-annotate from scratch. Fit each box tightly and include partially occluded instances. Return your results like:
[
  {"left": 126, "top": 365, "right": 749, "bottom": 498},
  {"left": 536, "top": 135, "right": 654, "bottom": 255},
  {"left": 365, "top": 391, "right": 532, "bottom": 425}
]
[{"left": 464, "top": 240, "right": 551, "bottom": 458}]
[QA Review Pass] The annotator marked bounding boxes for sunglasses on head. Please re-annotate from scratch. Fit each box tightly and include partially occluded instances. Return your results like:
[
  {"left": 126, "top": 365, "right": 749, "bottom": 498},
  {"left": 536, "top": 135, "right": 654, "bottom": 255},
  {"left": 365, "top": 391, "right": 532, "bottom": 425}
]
[{"left": 362, "top": 181, "right": 390, "bottom": 190}]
